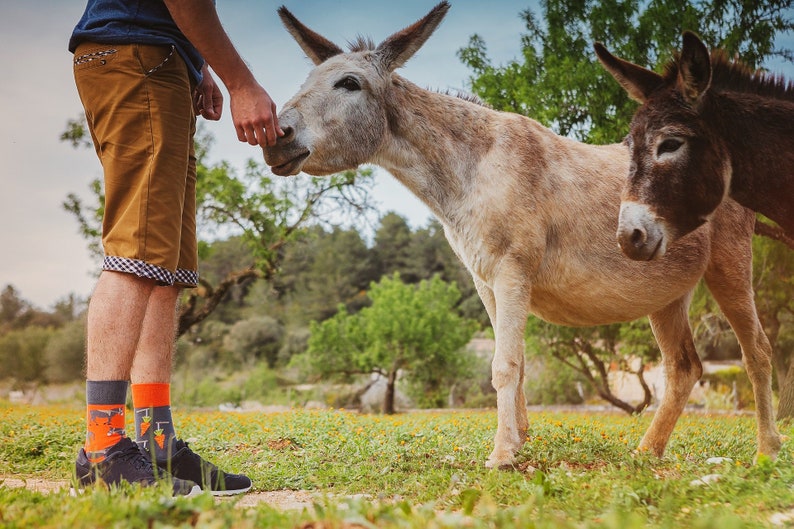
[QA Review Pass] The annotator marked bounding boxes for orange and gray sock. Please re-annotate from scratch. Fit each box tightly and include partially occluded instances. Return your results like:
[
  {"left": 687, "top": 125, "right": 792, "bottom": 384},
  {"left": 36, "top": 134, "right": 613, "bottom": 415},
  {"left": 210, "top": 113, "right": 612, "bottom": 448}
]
[
  {"left": 132, "top": 383, "right": 177, "bottom": 461},
  {"left": 84, "top": 380, "right": 129, "bottom": 463}
]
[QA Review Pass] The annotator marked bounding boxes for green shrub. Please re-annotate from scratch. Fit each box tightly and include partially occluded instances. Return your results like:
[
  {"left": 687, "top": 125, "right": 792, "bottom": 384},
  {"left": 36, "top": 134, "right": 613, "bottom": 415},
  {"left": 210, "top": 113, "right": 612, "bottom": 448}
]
[
  {"left": 702, "top": 365, "right": 755, "bottom": 410},
  {"left": 222, "top": 315, "right": 285, "bottom": 367},
  {"left": 0, "top": 326, "right": 53, "bottom": 382},
  {"left": 524, "top": 356, "right": 591, "bottom": 406},
  {"left": 44, "top": 318, "right": 85, "bottom": 383}
]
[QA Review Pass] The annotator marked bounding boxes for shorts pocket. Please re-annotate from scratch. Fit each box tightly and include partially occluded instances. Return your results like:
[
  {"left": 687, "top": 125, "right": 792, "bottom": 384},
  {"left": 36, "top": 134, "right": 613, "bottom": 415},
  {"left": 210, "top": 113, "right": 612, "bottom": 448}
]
[
  {"left": 73, "top": 47, "right": 118, "bottom": 72},
  {"left": 136, "top": 44, "right": 176, "bottom": 76}
]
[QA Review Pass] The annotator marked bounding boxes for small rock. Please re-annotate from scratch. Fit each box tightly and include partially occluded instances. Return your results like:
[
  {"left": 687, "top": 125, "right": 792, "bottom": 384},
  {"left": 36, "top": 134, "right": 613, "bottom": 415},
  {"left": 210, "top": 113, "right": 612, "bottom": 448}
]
[
  {"left": 690, "top": 474, "right": 722, "bottom": 487},
  {"left": 706, "top": 457, "right": 733, "bottom": 465},
  {"left": 770, "top": 509, "right": 794, "bottom": 526}
]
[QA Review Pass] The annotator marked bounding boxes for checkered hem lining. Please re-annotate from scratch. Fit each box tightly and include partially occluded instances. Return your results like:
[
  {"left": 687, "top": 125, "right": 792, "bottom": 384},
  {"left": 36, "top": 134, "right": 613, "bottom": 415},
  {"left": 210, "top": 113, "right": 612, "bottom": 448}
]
[
  {"left": 102, "top": 256, "right": 198, "bottom": 287},
  {"left": 175, "top": 269, "right": 198, "bottom": 287}
]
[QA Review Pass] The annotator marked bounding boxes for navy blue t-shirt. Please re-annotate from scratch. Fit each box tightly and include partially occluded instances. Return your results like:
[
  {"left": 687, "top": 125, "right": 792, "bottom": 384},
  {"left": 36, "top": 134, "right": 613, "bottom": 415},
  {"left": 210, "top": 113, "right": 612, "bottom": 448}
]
[{"left": 69, "top": 0, "right": 204, "bottom": 83}]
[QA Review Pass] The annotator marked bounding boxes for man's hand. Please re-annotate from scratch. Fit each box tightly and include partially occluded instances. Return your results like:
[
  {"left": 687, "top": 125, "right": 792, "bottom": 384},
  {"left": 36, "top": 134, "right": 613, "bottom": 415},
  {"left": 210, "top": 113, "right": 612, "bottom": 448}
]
[
  {"left": 229, "top": 83, "right": 282, "bottom": 147},
  {"left": 193, "top": 65, "right": 223, "bottom": 121}
]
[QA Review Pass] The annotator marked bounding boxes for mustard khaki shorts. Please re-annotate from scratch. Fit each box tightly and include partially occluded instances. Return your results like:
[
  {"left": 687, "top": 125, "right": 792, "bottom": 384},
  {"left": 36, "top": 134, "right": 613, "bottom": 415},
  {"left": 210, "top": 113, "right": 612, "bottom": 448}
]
[{"left": 73, "top": 42, "right": 198, "bottom": 287}]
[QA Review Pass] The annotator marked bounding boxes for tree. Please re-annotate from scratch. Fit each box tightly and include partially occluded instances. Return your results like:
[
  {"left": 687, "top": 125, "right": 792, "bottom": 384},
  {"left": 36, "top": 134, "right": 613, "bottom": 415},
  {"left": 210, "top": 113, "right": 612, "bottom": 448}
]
[
  {"left": 525, "top": 318, "right": 659, "bottom": 414},
  {"left": 306, "top": 274, "right": 479, "bottom": 414},
  {"left": 61, "top": 118, "right": 376, "bottom": 337},
  {"left": 222, "top": 315, "right": 285, "bottom": 368},
  {"left": 370, "top": 212, "right": 414, "bottom": 281},
  {"left": 0, "top": 327, "right": 53, "bottom": 383},
  {"left": 406, "top": 219, "right": 487, "bottom": 325},
  {"left": 458, "top": 0, "right": 793, "bottom": 145},
  {"left": 292, "top": 226, "right": 374, "bottom": 321},
  {"left": 44, "top": 318, "right": 86, "bottom": 383},
  {"left": 753, "top": 235, "right": 794, "bottom": 417},
  {"left": 0, "top": 285, "right": 30, "bottom": 332}
]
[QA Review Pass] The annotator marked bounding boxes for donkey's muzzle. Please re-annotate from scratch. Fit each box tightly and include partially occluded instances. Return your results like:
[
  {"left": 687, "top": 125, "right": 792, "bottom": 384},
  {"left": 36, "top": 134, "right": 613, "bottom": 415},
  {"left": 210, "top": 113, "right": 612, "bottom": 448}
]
[{"left": 616, "top": 201, "right": 668, "bottom": 261}]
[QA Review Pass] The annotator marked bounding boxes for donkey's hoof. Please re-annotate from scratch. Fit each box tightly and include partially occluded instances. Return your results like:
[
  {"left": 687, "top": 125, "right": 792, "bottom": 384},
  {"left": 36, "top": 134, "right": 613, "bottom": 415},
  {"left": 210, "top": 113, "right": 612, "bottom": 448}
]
[
  {"left": 485, "top": 448, "right": 516, "bottom": 469},
  {"left": 634, "top": 441, "right": 665, "bottom": 458}
]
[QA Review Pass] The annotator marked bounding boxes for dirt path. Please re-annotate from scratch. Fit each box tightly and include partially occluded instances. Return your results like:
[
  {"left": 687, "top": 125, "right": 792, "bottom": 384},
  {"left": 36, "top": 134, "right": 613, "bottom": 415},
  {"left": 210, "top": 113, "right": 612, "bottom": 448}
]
[{"left": 0, "top": 476, "right": 316, "bottom": 510}]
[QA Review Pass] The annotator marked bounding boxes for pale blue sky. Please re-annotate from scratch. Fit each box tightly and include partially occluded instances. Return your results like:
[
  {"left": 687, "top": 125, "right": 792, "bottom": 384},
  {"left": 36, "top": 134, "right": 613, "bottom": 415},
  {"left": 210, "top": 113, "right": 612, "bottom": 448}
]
[{"left": 0, "top": 1, "right": 791, "bottom": 308}]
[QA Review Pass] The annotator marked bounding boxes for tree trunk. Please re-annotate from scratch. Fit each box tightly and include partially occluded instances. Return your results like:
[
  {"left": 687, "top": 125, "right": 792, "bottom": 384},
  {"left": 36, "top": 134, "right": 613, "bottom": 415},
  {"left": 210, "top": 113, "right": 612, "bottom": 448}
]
[
  {"left": 177, "top": 267, "right": 263, "bottom": 337},
  {"left": 632, "top": 363, "right": 653, "bottom": 413},
  {"left": 562, "top": 346, "right": 651, "bottom": 416},
  {"left": 383, "top": 369, "right": 398, "bottom": 415}
]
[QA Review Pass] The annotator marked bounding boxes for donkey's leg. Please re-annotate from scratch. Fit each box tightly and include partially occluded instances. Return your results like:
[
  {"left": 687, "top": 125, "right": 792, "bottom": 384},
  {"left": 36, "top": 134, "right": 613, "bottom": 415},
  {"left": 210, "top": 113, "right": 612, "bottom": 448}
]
[
  {"left": 484, "top": 271, "right": 530, "bottom": 468},
  {"left": 473, "top": 276, "right": 497, "bottom": 328},
  {"left": 516, "top": 339, "right": 528, "bottom": 439},
  {"left": 641, "top": 295, "right": 702, "bottom": 456},
  {"left": 704, "top": 233, "right": 781, "bottom": 460},
  {"left": 474, "top": 275, "right": 528, "bottom": 440},
  {"left": 473, "top": 276, "right": 530, "bottom": 442}
]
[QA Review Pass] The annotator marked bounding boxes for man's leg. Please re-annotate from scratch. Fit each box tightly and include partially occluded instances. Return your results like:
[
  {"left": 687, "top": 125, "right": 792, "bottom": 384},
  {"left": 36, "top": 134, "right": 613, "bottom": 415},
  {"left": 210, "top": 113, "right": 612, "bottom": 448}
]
[
  {"left": 75, "top": 272, "right": 198, "bottom": 495},
  {"left": 86, "top": 272, "right": 155, "bottom": 381},
  {"left": 83, "top": 271, "right": 154, "bottom": 461},
  {"left": 131, "top": 285, "right": 180, "bottom": 458},
  {"left": 130, "top": 285, "right": 180, "bottom": 383},
  {"left": 130, "top": 286, "right": 252, "bottom": 496}
]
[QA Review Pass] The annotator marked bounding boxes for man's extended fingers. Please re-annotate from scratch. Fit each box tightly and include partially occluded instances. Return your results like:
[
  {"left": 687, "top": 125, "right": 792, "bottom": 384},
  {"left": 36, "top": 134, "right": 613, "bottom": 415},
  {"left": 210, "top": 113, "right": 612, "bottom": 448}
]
[
  {"left": 263, "top": 123, "right": 276, "bottom": 147},
  {"left": 236, "top": 124, "right": 247, "bottom": 143},
  {"left": 236, "top": 120, "right": 280, "bottom": 146}
]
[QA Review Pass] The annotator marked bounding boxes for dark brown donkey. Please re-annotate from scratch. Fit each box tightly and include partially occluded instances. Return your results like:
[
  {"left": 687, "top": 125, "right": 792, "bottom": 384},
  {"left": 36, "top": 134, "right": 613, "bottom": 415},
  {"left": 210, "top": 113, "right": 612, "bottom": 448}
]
[
  {"left": 264, "top": 3, "right": 780, "bottom": 468},
  {"left": 595, "top": 32, "right": 794, "bottom": 261}
]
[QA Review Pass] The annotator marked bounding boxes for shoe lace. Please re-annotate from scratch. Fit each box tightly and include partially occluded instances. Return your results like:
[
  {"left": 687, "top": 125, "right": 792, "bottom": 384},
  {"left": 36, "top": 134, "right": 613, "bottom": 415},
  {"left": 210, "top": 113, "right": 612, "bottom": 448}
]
[{"left": 116, "top": 443, "right": 156, "bottom": 473}]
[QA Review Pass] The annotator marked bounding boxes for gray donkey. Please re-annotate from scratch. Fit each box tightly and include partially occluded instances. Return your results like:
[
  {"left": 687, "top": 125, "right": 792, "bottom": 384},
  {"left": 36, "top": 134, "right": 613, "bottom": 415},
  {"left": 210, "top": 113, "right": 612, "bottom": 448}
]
[{"left": 264, "top": 2, "right": 780, "bottom": 468}]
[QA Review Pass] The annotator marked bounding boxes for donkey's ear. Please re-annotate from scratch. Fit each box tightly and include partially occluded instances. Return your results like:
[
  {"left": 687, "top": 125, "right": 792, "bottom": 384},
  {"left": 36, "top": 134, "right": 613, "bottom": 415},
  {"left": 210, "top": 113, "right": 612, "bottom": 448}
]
[
  {"left": 594, "top": 42, "right": 663, "bottom": 103},
  {"left": 374, "top": 1, "right": 451, "bottom": 72},
  {"left": 677, "top": 31, "right": 711, "bottom": 102},
  {"left": 278, "top": 6, "right": 344, "bottom": 65}
]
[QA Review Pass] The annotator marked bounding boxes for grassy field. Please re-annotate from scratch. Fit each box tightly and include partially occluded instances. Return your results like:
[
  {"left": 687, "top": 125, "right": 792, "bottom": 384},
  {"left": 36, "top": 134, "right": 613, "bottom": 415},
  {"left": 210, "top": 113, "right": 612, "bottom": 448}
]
[{"left": 1, "top": 402, "right": 793, "bottom": 528}]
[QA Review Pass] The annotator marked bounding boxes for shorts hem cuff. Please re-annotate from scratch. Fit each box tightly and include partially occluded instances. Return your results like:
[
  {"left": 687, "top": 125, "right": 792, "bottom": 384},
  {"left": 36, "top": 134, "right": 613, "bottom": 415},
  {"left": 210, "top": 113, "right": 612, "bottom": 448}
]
[{"left": 103, "top": 256, "right": 175, "bottom": 285}]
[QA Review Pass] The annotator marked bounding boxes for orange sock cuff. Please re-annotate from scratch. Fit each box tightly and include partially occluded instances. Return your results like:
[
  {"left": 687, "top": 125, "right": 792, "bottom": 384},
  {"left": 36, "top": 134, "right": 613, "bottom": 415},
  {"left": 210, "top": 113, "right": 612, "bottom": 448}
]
[{"left": 131, "top": 383, "right": 171, "bottom": 408}]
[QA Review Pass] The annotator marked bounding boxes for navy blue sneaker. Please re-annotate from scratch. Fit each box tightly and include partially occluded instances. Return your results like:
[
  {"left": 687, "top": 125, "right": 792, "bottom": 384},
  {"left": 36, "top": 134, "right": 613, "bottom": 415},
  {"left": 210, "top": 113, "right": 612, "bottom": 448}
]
[
  {"left": 73, "top": 437, "right": 200, "bottom": 496},
  {"left": 156, "top": 440, "right": 252, "bottom": 496}
]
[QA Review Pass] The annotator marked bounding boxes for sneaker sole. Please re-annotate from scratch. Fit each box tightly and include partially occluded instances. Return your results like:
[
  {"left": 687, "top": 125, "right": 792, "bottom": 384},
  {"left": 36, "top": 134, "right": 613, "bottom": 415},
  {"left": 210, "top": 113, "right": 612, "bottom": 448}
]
[
  {"left": 186, "top": 484, "right": 203, "bottom": 497},
  {"left": 70, "top": 484, "right": 203, "bottom": 498},
  {"left": 209, "top": 484, "right": 252, "bottom": 496}
]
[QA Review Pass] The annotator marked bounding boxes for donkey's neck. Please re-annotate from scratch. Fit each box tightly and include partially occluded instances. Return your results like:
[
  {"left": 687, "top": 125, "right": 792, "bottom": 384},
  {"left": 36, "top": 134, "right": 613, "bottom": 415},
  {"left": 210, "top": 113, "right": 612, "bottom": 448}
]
[
  {"left": 372, "top": 76, "right": 497, "bottom": 224},
  {"left": 709, "top": 92, "right": 794, "bottom": 233}
]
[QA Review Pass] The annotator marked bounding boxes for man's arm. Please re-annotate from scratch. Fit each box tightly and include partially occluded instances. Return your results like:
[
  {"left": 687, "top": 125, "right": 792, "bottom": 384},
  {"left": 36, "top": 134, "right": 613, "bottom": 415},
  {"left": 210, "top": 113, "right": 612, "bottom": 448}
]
[{"left": 163, "top": 0, "right": 282, "bottom": 146}]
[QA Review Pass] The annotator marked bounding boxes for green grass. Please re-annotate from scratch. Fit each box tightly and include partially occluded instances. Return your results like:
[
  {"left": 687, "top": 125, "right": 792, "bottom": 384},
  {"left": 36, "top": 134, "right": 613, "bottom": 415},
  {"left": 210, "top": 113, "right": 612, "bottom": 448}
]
[{"left": 1, "top": 402, "right": 793, "bottom": 528}]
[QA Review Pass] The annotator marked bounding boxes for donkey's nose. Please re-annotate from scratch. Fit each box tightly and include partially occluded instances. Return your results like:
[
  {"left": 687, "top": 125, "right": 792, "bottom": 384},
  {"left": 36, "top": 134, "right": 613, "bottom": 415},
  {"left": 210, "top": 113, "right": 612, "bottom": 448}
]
[
  {"left": 616, "top": 201, "right": 667, "bottom": 261},
  {"left": 629, "top": 227, "right": 647, "bottom": 248},
  {"left": 279, "top": 126, "right": 294, "bottom": 142},
  {"left": 616, "top": 226, "right": 645, "bottom": 253}
]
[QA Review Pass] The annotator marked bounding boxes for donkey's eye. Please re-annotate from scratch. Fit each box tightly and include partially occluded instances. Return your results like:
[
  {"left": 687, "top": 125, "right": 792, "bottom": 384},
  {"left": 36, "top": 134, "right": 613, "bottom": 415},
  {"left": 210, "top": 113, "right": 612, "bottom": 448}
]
[
  {"left": 334, "top": 76, "right": 361, "bottom": 91},
  {"left": 657, "top": 138, "right": 683, "bottom": 156}
]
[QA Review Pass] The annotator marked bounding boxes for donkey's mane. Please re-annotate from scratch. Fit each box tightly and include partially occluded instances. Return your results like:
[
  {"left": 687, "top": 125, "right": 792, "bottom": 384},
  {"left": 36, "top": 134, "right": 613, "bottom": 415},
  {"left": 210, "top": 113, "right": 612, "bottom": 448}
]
[
  {"left": 663, "top": 49, "right": 794, "bottom": 102},
  {"left": 348, "top": 35, "right": 376, "bottom": 52},
  {"left": 435, "top": 88, "right": 490, "bottom": 108}
]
